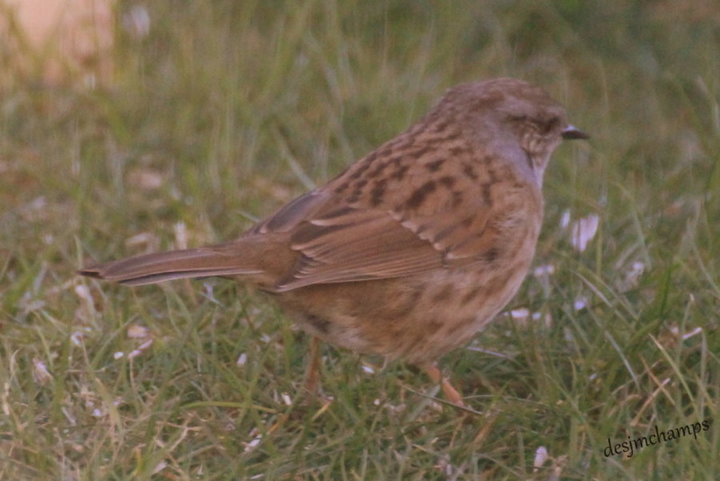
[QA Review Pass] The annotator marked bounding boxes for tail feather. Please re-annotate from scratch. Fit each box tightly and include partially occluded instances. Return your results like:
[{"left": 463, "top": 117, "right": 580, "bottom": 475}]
[{"left": 78, "top": 246, "right": 263, "bottom": 286}]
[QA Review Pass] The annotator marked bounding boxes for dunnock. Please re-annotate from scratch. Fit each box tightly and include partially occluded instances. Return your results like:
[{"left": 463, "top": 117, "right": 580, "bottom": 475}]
[{"left": 79, "top": 78, "right": 587, "bottom": 406}]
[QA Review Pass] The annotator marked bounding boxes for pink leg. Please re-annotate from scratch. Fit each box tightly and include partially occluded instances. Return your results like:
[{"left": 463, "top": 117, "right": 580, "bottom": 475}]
[
  {"left": 423, "top": 363, "right": 465, "bottom": 407},
  {"left": 303, "top": 336, "right": 322, "bottom": 396}
]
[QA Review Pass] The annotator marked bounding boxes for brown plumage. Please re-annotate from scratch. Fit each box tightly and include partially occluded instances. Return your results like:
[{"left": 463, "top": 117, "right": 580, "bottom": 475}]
[{"left": 79, "top": 78, "right": 587, "bottom": 405}]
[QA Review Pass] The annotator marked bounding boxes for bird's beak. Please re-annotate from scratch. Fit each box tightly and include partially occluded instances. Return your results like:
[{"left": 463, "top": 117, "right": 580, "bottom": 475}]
[{"left": 561, "top": 124, "right": 589, "bottom": 140}]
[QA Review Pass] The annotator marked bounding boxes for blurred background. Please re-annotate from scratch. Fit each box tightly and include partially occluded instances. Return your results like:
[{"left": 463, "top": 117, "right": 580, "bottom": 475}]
[{"left": 1, "top": 1, "right": 718, "bottom": 479}]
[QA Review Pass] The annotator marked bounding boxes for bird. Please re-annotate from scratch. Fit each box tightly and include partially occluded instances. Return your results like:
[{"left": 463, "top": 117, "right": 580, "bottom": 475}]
[{"left": 79, "top": 78, "right": 588, "bottom": 406}]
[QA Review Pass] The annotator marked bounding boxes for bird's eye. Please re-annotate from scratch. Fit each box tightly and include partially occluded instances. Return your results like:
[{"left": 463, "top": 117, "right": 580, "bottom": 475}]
[{"left": 540, "top": 116, "right": 561, "bottom": 135}]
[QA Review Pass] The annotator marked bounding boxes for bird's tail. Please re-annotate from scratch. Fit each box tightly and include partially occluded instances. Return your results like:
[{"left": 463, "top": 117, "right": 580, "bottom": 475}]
[{"left": 78, "top": 240, "right": 269, "bottom": 286}]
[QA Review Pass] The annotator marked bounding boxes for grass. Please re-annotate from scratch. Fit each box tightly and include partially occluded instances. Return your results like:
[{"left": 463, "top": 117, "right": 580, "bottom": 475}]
[{"left": 1, "top": 0, "right": 719, "bottom": 479}]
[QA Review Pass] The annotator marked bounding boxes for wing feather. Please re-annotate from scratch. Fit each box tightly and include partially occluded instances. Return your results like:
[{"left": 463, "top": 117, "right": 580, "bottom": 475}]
[{"left": 249, "top": 132, "right": 535, "bottom": 291}]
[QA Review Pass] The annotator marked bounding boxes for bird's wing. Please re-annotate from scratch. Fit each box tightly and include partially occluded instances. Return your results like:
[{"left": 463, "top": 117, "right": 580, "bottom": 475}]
[
  {"left": 254, "top": 180, "right": 534, "bottom": 292},
  {"left": 250, "top": 128, "right": 539, "bottom": 292},
  {"left": 273, "top": 200, "right": 495, "bottom": 291}
]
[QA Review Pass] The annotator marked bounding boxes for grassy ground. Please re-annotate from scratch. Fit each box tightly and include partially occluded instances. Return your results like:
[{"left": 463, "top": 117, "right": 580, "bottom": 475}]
[{"left": 1, "top": 1, "right": 719, "bottom": 479}]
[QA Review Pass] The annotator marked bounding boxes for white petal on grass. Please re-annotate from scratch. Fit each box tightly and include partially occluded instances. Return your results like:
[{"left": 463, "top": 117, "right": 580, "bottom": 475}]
[
  {"left": 32, "top": 358, "right": 53, "bottom": 386},
  {"left": 573, "top": 296, "right": 588, "bottom": 311},
  {"left": 361, "top": 363, "right": 375, "bottom": 374},
  {"left": 630, "top": 261, "right": 645, "bottom": 275},
  {"left": 236, "top": 352, "right": 247, "bottom": 367},
  {"left": 152, "top": 461, "right": 168, "bottom": 476},
  {"left": 113, "top": 351, "right": 124, "bottom": 359},
  {"left": 533, "top": 446, "right": 549, "bottom": 471},
  {"left": 622, "top": 261, "right": 646, "bottom": 289},
  {"left": 533, "top": 264, "right": 555, "bottom": 277},
  {"left": 570, "top": 214, "right": 599, "bottom": 252},
  {"left": 281, "top": 393, "right": 293, "bottom": 406},
  {"left": 74, "top": 283, "right": 94, "bottom": 303},
  {"left": 682, "top": 327, "right": 703, "bottom": 340},
  {"left": 128, "top": 339, "right": 154, "bottom": 359},
  {"left": 203, "top": 282, "right": 219, "bottom": 303},
  {"left": 127, "top": 324, "right": 150, "bottom": 339},
  {"left": 70, "top": 331, "right": 84, "bottom": 346},
  {"left": 244, "top": 435, "right": 262, "bottom": 453},
  {"left": 559, "top": 209, "right": 571, "bottom": 229},
  {"left": 123, "top": 5, "right": 151, "bottom": 38},
  {"left": 435, "top": 454, "right": 454, "bottom": 476},
  {"left": 510, "top": 308, "right": 530, "bottom": 320}
]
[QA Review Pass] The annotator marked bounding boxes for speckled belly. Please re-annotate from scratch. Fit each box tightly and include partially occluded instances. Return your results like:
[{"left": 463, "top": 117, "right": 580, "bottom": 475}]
[{"left": 274, "top": 249, "right": 534, "bottom": 365}]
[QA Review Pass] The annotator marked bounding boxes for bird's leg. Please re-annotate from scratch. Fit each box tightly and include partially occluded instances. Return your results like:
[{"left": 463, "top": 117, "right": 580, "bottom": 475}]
[
  {"left": 303, "top": 336, "right": 323, "bottom": 396},
  {"left": 422, "top": 363, "right": 465, "bottom": 407}
]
